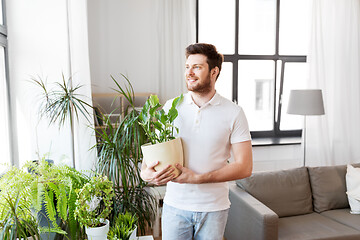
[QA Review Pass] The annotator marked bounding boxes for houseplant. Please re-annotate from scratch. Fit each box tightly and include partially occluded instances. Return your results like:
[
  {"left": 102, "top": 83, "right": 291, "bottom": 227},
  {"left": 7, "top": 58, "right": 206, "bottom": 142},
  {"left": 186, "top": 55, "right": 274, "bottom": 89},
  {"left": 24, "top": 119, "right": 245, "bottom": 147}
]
[
  {"left": 95, "top": 74, "right": 156, "bottom": 235},
  {"left": 0, "top": 193, "right": 41, "bottom": 240},
  {"left": 74, "top": 175, "right": 114, "bottom": 240},
  {"left": 25, "top": 159, "right": 90, "bottom": 239},
  {"left": 139, "top": 94, "right": 184, "bottom": 177},
  {"left": 108, "top": 212, "right": 138, "bottom": 240},
  {"left": 31, "top": 74, "right": 93, "bottom": 169}
]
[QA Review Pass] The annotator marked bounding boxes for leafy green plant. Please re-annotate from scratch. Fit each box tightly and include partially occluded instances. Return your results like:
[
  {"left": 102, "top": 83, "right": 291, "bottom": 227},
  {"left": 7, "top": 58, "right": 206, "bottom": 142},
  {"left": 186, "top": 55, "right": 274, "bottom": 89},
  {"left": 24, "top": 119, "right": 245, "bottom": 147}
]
[
  {"left": 95, "top": 74, "right": 156, "bottom": 235},
  {"left": 139, "top": 94, "right": 183, "bottom": 144},
  {"left": 25, "top": 159, "right": 90, "bottom": 239},
  {"left": 74, "top": 176, "right": 114, "bottom": 228},
  {"left": 108, "top": 212, "right": 137, "bottom": 240}
]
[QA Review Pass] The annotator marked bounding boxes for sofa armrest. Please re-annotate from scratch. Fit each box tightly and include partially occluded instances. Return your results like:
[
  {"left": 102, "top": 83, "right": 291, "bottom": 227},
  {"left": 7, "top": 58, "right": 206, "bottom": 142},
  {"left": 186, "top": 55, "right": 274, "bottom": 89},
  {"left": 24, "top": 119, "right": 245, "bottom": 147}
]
[{"left": 225, "top": 183, "right": 279, "bottom": 240}]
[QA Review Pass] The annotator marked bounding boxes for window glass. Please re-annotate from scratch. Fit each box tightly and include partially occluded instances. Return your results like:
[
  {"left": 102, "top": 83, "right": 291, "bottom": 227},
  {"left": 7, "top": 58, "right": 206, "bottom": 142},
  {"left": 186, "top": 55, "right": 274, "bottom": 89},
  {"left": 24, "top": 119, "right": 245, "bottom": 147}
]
[
  {"left": 199, "top": 0, "right": 235, "bottom": 54},
  {"left": 280, "top": 62, "right": 308, "bottom": 130},
  {"left": 238, "top": 0, "right": 276, "bottom": 55},
  {"left": 215, "top": 62, "right": 232, "bottom": 101},
  {"left": 0, "top": 1, "right": 3, "bottom": 25},
  {"left": 0, "top": 46, "right": 10, "bottom": 169},
  {"left": 279, "top": 0, "right": 311, "bottom": 55},
  {"left": 238, "top": 60, "right": 274, "bottom": 131}
]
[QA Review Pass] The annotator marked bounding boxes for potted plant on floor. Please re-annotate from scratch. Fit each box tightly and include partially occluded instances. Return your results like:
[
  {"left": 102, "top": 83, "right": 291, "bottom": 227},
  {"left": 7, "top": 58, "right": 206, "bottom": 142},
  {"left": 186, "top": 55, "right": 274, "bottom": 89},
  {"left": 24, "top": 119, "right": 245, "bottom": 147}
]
[
  {"left": 108, "top": 212, "right": 138, "bottom": 240},
  {"left": 139, "top": 94, "right": 184, "bottom": 177},
  {"left": 31, "top": 74, "right": 93, "bottom": 169},
  {"left": 25, "top": 159, "right": 90, "bottom": 239},
  {"left": 0, "top": 193, "right": 41, "bottom": 240},
  {"left": 95, "top": 74, "right": 157, "bottom": 235},
  {"left": 0, "top": 165, "right": 42, "bottom": 240},
  {"left": 74, "top": 175, "right": 114, "bottom": 240}
]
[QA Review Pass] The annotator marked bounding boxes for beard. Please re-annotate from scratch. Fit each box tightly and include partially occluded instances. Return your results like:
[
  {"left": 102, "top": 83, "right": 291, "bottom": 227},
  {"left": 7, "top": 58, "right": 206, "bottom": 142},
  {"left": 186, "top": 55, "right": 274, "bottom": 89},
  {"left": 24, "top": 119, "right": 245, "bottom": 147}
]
[{"left": 186, "top": 75, "right": 212, "bottom": 94}]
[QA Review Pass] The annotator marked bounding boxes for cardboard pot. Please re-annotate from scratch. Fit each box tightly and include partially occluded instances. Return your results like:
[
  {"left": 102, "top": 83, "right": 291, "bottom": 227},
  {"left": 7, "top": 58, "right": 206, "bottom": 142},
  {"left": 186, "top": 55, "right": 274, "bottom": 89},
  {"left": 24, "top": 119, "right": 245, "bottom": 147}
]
[{"left": 141, "top": 137, "right": 184, "bottom": 178}]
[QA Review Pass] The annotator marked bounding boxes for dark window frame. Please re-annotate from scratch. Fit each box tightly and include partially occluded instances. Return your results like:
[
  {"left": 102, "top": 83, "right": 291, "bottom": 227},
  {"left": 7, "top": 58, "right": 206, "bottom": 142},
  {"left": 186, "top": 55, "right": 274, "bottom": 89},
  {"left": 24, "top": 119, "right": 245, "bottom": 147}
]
[{"left": 196, "top": 0, "right": 305, "bottom": 138}]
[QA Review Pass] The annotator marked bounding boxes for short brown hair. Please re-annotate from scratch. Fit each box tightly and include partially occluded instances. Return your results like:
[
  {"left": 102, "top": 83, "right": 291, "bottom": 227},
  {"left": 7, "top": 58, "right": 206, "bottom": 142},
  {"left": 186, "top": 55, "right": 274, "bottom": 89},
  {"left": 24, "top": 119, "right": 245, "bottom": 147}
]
[{"left": 185, "top": 43, "right": 224, "bottom": 79}]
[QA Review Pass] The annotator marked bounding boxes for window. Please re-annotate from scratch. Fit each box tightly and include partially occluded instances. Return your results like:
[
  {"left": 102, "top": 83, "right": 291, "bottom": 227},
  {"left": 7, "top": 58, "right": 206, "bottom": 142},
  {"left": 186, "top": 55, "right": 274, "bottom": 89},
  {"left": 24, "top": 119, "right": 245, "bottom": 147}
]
[
  {"left": 198, "top": 0, "right": 311, "bottom": 138},
  {"left": 0, "top": 0, "right": 11, "bottom": 169}
]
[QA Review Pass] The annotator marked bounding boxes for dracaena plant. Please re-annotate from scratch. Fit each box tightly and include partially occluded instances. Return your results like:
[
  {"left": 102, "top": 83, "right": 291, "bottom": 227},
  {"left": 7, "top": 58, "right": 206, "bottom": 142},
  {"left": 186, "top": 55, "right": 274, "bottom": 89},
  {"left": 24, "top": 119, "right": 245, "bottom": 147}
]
[{"left": 139, "top": 94, "right": 183, "bottom": 144}]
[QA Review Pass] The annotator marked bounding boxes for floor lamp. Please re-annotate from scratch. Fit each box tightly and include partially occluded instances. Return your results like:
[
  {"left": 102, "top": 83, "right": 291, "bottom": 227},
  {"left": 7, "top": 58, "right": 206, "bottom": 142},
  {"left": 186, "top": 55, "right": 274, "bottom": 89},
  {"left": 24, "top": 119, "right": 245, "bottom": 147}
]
[{"left": 287, "top": 89, "right": 325, "bottom": 166}]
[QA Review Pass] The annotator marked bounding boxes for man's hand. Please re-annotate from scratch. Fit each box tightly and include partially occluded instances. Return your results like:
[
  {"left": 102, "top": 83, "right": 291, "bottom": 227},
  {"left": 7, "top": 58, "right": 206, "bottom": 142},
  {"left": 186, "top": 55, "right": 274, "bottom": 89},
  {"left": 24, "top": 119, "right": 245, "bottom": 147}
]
[
  {"left": 171, "top": 164, "right": 200, "bottom": 184},
  {"left": 140, "top": 161, "right": 176, "bottom": 185}
]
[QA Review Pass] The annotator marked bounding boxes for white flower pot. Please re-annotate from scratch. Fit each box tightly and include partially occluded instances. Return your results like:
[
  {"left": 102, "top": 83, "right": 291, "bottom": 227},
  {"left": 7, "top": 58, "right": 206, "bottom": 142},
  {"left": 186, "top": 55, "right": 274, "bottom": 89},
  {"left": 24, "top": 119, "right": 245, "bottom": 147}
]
[
  {"left": 129, "top": 226, "right": 137, "bottom": 240},
  {"left": 141, "top": 137, "right": 184, "bottom": 178},
  {"left": 85, "top": 219, "right": 110, "bottom": 240}
]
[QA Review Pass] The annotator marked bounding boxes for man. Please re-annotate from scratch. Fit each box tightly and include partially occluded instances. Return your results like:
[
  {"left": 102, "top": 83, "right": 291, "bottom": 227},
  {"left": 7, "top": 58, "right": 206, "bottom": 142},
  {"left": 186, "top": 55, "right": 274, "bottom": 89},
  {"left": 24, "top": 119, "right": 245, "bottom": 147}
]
[{"left": 140, "top": 43, "right": 253, "bottom": 240}]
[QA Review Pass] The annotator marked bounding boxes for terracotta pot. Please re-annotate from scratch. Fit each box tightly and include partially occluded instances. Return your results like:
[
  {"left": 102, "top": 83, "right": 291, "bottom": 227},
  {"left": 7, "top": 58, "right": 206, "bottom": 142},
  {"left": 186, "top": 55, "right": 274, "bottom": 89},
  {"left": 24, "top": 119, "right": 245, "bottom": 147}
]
[
  {"left": 141, "top": 137, "right": 184, "bottom": 178},
  {"left": 85, "top": 219, "right": 110, "bottom": 240}
]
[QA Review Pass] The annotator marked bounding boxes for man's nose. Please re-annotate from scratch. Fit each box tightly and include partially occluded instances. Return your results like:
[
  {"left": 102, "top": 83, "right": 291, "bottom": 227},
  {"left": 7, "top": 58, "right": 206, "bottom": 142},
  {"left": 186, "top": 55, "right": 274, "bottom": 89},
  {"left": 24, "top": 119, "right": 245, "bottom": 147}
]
[{"left": 187, "top": 68, "right": 194, "bottom": 76}]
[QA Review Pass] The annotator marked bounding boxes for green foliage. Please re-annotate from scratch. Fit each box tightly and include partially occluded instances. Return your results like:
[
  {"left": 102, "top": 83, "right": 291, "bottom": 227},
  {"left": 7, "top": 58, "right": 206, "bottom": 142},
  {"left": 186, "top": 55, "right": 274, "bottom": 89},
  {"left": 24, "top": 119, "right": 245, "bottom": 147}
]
[
  {"left": 139, "top": 94, "right": 183, "bottom": 144},
  {"left": 95, "top": 74, "right": 157, "bottom": 235},
  {"left": 108, "top": 212, "right": 137, "bottom": 240},
  {"left": 31, "top": 74, "right": 92, "bottom": 128},
  {"left": 25, "top": 159, "right": 90, "bottom": 239},
  {"left": 0, "top": 193, "right": 41, "bottom": 240},
  {"left": 74, "top": 176, "right": 114, "bottom": 228}
]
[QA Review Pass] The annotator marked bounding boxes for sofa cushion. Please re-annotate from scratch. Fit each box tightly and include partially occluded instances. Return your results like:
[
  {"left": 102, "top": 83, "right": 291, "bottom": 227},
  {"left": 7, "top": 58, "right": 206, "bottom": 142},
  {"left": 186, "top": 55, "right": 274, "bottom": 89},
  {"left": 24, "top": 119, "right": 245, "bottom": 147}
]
[
  {"left": 236, "top": 167, "right": 313, "bottom": 217},
  {"left": 345, "top": 164, "right": 360, "bottom": 214},
  {"left": 321, "top": 208, "right": 360, "bottom": 231},
  {"left": 308, "top": 164, "right": 360, "bottom": 213},
  {"left": 278, "top": 213, "right": 360, "bottom": 240}
]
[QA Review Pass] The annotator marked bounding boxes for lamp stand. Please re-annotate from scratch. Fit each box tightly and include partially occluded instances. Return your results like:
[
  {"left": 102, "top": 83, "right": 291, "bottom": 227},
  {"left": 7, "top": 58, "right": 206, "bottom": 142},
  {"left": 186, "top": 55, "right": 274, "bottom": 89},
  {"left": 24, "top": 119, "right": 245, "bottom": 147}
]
[{"left": 302, "top": 116, "right": 307, "bottom": 166}]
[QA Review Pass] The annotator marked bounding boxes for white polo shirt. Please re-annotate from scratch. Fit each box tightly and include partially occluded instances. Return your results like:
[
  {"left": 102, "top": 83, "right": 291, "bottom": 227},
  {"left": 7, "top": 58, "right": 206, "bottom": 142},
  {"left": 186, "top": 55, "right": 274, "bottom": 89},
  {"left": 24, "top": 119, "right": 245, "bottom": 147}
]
[{"left": 162, "top": 92, "right": 251, "bottom": 212}]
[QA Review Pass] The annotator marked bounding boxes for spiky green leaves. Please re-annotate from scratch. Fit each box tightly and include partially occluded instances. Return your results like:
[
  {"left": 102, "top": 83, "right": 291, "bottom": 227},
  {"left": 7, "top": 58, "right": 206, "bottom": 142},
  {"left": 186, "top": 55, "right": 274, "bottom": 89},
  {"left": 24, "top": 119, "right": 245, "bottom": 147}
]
[{"left": 31, "top": 74, "right": 92, "bottom": 128}]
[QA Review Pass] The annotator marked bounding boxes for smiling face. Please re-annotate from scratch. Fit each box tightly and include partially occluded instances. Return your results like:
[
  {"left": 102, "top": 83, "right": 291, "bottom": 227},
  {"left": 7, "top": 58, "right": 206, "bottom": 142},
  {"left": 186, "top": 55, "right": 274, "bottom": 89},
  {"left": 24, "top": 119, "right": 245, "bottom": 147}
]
[{"left": 185, "top": 54, "right": 218, "bottom": 94}]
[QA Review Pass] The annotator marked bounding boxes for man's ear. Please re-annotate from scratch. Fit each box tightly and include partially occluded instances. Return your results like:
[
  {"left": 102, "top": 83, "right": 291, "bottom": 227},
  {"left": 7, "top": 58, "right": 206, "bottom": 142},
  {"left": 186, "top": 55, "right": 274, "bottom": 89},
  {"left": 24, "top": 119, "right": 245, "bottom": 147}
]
[{"left": 211, "top": 67, "right": 220, "bottom": 80}]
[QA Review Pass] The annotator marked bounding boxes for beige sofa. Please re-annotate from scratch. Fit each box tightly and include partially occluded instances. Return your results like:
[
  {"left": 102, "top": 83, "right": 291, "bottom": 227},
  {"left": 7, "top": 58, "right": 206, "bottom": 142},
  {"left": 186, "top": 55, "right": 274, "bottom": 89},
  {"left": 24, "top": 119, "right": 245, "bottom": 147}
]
[{"left": 225, "top": 164, "right": 360, "bottom": 240}]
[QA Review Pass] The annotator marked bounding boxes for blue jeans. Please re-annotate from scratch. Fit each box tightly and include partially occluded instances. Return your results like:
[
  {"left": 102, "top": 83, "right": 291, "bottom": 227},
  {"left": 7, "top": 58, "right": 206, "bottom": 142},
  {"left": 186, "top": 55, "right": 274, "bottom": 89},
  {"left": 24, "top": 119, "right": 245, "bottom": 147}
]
[{"left": 161, "top": 203, "right": 229, "bottom": 240}]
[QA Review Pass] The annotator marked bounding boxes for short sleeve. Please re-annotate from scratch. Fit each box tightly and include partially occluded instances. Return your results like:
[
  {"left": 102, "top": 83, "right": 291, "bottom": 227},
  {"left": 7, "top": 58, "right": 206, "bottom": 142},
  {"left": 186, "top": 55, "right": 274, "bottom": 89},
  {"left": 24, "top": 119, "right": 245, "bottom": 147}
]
[{"left": 230, "top": 107, "right": 251, "bottom": 144}]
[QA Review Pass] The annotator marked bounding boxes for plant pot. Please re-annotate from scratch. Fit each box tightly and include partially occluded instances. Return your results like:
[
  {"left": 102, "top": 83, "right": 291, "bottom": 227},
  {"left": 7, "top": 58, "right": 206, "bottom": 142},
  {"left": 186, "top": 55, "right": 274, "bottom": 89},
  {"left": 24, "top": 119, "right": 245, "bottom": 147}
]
[
  {"left": 141, "top": 137, "right": 184, "bottom": 178},
  {"left": 129, "top": 226, "right": 137, "bottom": 240},
  {"left": 85, "top": 219, "right": 110, "bottom": 240}
]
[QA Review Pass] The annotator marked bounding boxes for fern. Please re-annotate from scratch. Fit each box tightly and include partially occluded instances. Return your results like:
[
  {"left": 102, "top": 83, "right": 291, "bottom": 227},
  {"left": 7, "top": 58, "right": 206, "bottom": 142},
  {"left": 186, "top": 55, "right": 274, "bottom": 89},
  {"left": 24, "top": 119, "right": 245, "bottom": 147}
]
[
  {"left": 43, "top": 189, "right": 57, "bottom": 227},
  {"left": 58, "top": 183, "right": 68, "bottom": 220},
  {"left": 67, "top": 189, "right": 80, "bottom": 239}
]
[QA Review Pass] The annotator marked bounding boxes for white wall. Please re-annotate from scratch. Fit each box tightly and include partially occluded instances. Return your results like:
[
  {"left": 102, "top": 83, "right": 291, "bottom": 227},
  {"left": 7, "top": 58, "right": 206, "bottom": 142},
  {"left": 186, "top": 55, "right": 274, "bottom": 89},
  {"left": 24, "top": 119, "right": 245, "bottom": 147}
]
[{"left": 88, "top": 0, "right": 160, "bottom": 95}]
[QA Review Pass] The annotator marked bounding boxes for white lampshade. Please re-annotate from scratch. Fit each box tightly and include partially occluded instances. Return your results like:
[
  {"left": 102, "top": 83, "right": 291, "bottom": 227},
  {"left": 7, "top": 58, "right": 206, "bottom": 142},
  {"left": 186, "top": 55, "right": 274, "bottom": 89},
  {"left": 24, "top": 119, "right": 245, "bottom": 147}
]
[{"left": 287, "top": 89, "right": 325, "bottom": 116}]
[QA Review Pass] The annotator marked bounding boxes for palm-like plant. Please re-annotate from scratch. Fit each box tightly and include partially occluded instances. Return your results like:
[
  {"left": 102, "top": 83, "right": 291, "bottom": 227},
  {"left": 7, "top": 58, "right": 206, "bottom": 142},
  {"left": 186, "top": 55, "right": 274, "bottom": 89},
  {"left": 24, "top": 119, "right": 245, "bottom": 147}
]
[
  {"left": 31, "top": 74, "right": 93, "bottom": 168},
  {"left": 95, "top": 74, "right": 156, "bottom": 235}
]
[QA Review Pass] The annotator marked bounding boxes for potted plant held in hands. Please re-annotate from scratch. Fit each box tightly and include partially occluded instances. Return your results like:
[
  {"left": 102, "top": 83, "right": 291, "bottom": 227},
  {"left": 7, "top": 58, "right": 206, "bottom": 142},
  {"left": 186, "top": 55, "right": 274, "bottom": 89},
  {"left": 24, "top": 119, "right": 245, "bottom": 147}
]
[
  {"left": 74, "top": 176, "right": 114, "bottom": 240},
  {"left": 139, "top": 94, "right": 184, "bottom": 177}
]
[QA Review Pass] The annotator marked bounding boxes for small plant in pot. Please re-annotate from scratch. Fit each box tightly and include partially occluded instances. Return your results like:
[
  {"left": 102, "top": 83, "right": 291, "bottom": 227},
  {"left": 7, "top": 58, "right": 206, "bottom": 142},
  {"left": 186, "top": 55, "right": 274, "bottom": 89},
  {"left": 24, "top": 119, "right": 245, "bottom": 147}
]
[
  {"left": 139, "top": 94, "right": 184, "bottom": 177},
  {"left": 74, "top": 175, "right": 114, "bottom": 240},
  {"left": 108, "top": 212, "right": 138, "bottom": 240}
]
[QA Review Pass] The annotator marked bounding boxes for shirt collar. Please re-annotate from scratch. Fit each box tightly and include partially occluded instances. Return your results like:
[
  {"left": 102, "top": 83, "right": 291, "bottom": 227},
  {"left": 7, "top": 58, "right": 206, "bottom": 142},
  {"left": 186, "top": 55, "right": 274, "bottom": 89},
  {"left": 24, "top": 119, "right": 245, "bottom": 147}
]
[{"left": 184, "top": 92, "right": 221, "bottom": 106}]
